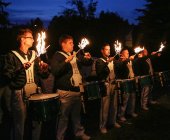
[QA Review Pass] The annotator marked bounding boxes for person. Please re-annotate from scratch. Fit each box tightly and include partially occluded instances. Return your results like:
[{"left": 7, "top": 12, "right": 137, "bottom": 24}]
[
  {"left": 0, "top": 54, "right": 12, "bottom": 140},
  {"left": 2, "top": 28, "right": 49, "bottom": 140},
  {"left": 95, "top": 44, "right": 121, "bottom": 134},
  {"left": 142, "top": 48, "right": 161, "bottom": 104},
  {"left": 133, "top": 48, "right": 161, "bottom": 111},
  {"left": 115, "top": 48, "right": 138, "bottom": 122},
  {"left": 51, "top": 34, "right": 92, "bottom": 140}
]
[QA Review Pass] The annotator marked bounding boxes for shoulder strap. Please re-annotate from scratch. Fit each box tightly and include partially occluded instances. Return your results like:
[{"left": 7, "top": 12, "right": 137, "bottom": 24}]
[
  {"left": 12, "top": 50, "right": 36, "bottom": 64},
  {"left": 58, "top": 51, "right": 68, "bottom": 58},
  {"left": 12, "top": 50, "right": 26, "bottom": 64},
  {"left": 100, "top": 58, "right": 107, "bottom": 63}
]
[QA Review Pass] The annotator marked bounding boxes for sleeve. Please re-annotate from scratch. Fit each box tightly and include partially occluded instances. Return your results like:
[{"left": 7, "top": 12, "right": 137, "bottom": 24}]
[
  {"left": 50, "top": 52, "right": 71, "bottom": 77},
  {"left": 77, "top": 51, "right": 93, "bottom": 66},
  {"left": 3, "top": 53, "right": 24, "bottom": 81},
  {"left": 95, "top": 59, "right": 109, "bottom": 81}
]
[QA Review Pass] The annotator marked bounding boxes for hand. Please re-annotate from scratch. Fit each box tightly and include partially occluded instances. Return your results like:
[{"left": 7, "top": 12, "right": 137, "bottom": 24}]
[
  {"left": 107, "top": 57, "right": 114, "bottom": 63},
  {"left": 23, "top": 62, "right": 32, "bottom": 70},
  {"left": 151, "top": 51, "right": 157, "bottom": 55},
  {"left": 120, "top": 55, "right": 126, "bottom": 61},
  {"left": 129, "top": 55, "right": 135, "bottom": 60},
  {"left": 84, "top": 52, "right": 91, "bottom": 59},
  {"left": 151, "top": 51, "right": 161, "bottom": 57},
  {"left": 39, "top": 61, "right": 48, "bottom": 72},
  {"left": 65, "top": 55, "right": 74, "bottom": 63}
]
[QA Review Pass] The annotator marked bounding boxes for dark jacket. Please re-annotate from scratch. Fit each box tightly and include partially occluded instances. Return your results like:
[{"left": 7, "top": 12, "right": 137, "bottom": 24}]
[
  {"left": 51, "top": 50, "right": 93, "bottom": 91},
  {"left": 0, "top": 55, "right": 8, "bottom": 87},
  {"left": 115, "top": 59, "right": 133, "bottom": 79},
  {"left": 3, "top": 49, "right": 47, "bottom": 90},
  {"left": 95, "top": 57, "right": 110, "bottom": 81}
]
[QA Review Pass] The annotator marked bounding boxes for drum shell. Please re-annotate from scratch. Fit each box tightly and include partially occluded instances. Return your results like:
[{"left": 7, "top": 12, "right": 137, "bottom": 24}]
[
  {"left": 28, "top": 94, "right": 60, "bottom": 122},
  {"left": 120, "top": 80, "right": 136, "bottom": 93},
  {"left": 83, "top": 81, "right": 101, "bottom": 100},
  {"left": 139, "top": 75, "right": 152, "bottom": 87}
]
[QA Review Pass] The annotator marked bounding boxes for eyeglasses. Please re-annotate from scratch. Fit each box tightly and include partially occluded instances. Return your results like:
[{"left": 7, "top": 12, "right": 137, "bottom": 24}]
[{"left": 23, "top": 37, "right": 34, "bottom": 39}]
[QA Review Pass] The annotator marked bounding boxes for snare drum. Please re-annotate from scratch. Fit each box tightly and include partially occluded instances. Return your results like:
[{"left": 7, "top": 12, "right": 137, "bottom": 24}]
[
  {"left": 83, "top": 81, "right": 101, "bottom": 100},
  {"left": 139, "top": 75, "right": 152, "bottom": 87},
  {"left": 116, "top": 79, "right": 136, "bottom": 93},
  {"left": 28, "top": 93, "right": 60, "bottom": 121}
]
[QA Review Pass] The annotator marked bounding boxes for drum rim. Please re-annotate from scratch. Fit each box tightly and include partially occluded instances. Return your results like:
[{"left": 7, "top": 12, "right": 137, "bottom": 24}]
[
  {"left": 29, "top": 93, "right": 59, "bottom": 101},
  {"left": 83, "top": 81, "right": 99, "bottom": 85}
]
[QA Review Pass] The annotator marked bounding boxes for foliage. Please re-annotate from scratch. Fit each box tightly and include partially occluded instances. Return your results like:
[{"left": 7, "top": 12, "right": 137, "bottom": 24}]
[
  {"left": 136, "top": 0, "right": 170, "bottom": 50},
  {"left": 0, "top": 1, "right": 11, "bottom": 27}
]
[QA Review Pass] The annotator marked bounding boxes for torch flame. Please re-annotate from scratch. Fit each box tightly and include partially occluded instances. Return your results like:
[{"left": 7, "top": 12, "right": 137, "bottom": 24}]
[
  {"left": 134, "top": 46, "right": 144, "bottom": 54},
  {"left": 114, "top": 40, "right": 122, "bottom": 54},
  {"left": 78, "top": 38, "right": 89, "bottom": 50},
  {"left": 158, "top": 42, "right": 165, "bottom": 52},
  {"left": 36, "top": 31, "right": 46, "bottom": 57}
]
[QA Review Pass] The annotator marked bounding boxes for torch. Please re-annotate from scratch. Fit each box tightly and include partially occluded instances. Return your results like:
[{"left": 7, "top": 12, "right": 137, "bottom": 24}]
[
  {"left": 156, "top": 42, "right": 165, "bottom": 53},
  {"left": 113, "top": 40, "right": 122, "bottom": 57},
  {"left": 134, "top": 46, "right": 145, "bottom": 57},
  {"left": 108, "top": 40, "right": 122, "bottom": 62},
  {"left": 31, "top": 31, "right": 50, "bottom": 63},
  {"left": 75, "top": 38, "right": 90, "bottom": 55}
]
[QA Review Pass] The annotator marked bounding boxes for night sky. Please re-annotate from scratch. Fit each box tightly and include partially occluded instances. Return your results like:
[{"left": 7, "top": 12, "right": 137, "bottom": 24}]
[{"left": 6, "top": 0, "right": 146, "bottom": 25}]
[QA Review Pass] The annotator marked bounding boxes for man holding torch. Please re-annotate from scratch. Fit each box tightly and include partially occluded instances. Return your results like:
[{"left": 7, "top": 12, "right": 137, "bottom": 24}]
[
  {"left": 133, "top": 48, "right": 161, "bottom": 110},
  {"left": 95, "top": 43, "right": 121, "bottom": 134},
  {"left": 3, "top": 28, "right": 49, "bottom": 140},
  {"left": 115, "top": 48, "right": 138, "bottom": 122},
  {"left": 51, "top": 34, "right": 92, "bottom": 140}
]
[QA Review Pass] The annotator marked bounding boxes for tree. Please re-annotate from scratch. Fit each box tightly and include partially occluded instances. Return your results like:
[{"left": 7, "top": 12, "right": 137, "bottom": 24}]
[
  {"left": 61, "top": 0, "right": 98, "bottom": 19},
  {"left": 136, "top": 0, "right": 170, "bottom": 50}
]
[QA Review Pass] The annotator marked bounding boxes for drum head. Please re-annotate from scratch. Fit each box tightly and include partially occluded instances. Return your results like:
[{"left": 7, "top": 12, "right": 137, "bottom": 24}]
[{"left": 29, "top": 93, "right": 59, "bottom": 101}]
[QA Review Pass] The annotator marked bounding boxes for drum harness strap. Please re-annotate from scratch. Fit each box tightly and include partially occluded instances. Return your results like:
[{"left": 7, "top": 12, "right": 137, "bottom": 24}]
[
  {"left": 12, "top": 50, "right": 37, "bottom": 101},
  {"left": 146, "top": 58, "right": 154, "bottom": 76},
  {"left": 100, "top": 58, "right": 115, "bottom": 85},
  {"left": 58, "top": 51, "right": 86, "bottom": 113},
  {"left": 126, "top": 60, "right": 135, "bottom": 79},
  {"left": 58, "top": 51, "right": 83, "bottom": 88}
]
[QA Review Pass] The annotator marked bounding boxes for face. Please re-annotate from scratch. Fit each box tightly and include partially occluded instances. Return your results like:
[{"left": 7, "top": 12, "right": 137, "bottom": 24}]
[
  {"left": 143, "top": 49, "right": 148, "bottom": 56},
  {"left": 21, "top": 32, "right": 34, "bottom": 48},
  {"left": 101, "top": 45, "right": 110, "bottom": 57},
  {"left": 121, "top": 49, "right": 129, "bottom": 59},
  {"left": 62, "top": 39, "right": 74, "bottom": 53}
]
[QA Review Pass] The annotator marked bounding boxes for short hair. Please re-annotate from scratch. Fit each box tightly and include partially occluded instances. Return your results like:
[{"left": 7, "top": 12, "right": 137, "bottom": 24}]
[
  {"left": 59, "top": 34, "right": 73, "bottom": 46},
  {"left": 101, "top": 43, "right": 110, "bottom": 50},
  {"left": 17, "top": 28, "right": 32, "bottom": 42},
  {"left": 120, "top": 47, "right": 129, "bottom": 54}
]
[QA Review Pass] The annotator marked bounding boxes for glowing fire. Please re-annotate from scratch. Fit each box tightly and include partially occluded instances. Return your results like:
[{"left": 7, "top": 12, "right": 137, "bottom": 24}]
[
  {"left": 78, "top": 38, "right": 89, "bottom": 50},
  {"left": 36, "top": 31, "right": 47, "bottom": 57},
  {"left": 134, "top": 46, "right": 144, "bottom": 54},
  {"left": 114, "top": 40, "right": 122, "bottom": 54},
  {"left": 158, "top": 42, "right": 165, "bottom": 52}
]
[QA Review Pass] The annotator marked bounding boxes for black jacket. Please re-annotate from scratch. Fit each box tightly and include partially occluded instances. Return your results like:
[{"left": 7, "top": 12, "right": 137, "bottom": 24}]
[
  {"left": 115, "top": 59, "right": 133, "bottom": 79},
  {"left": 95, "top": 57, "right": 110, "bottom": 81},
  {"left": 3, "top": 49, "right": 48, "bottom": 90},
  {"left": 51, "top": 50, "right": 93, "bottom": 91}
]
